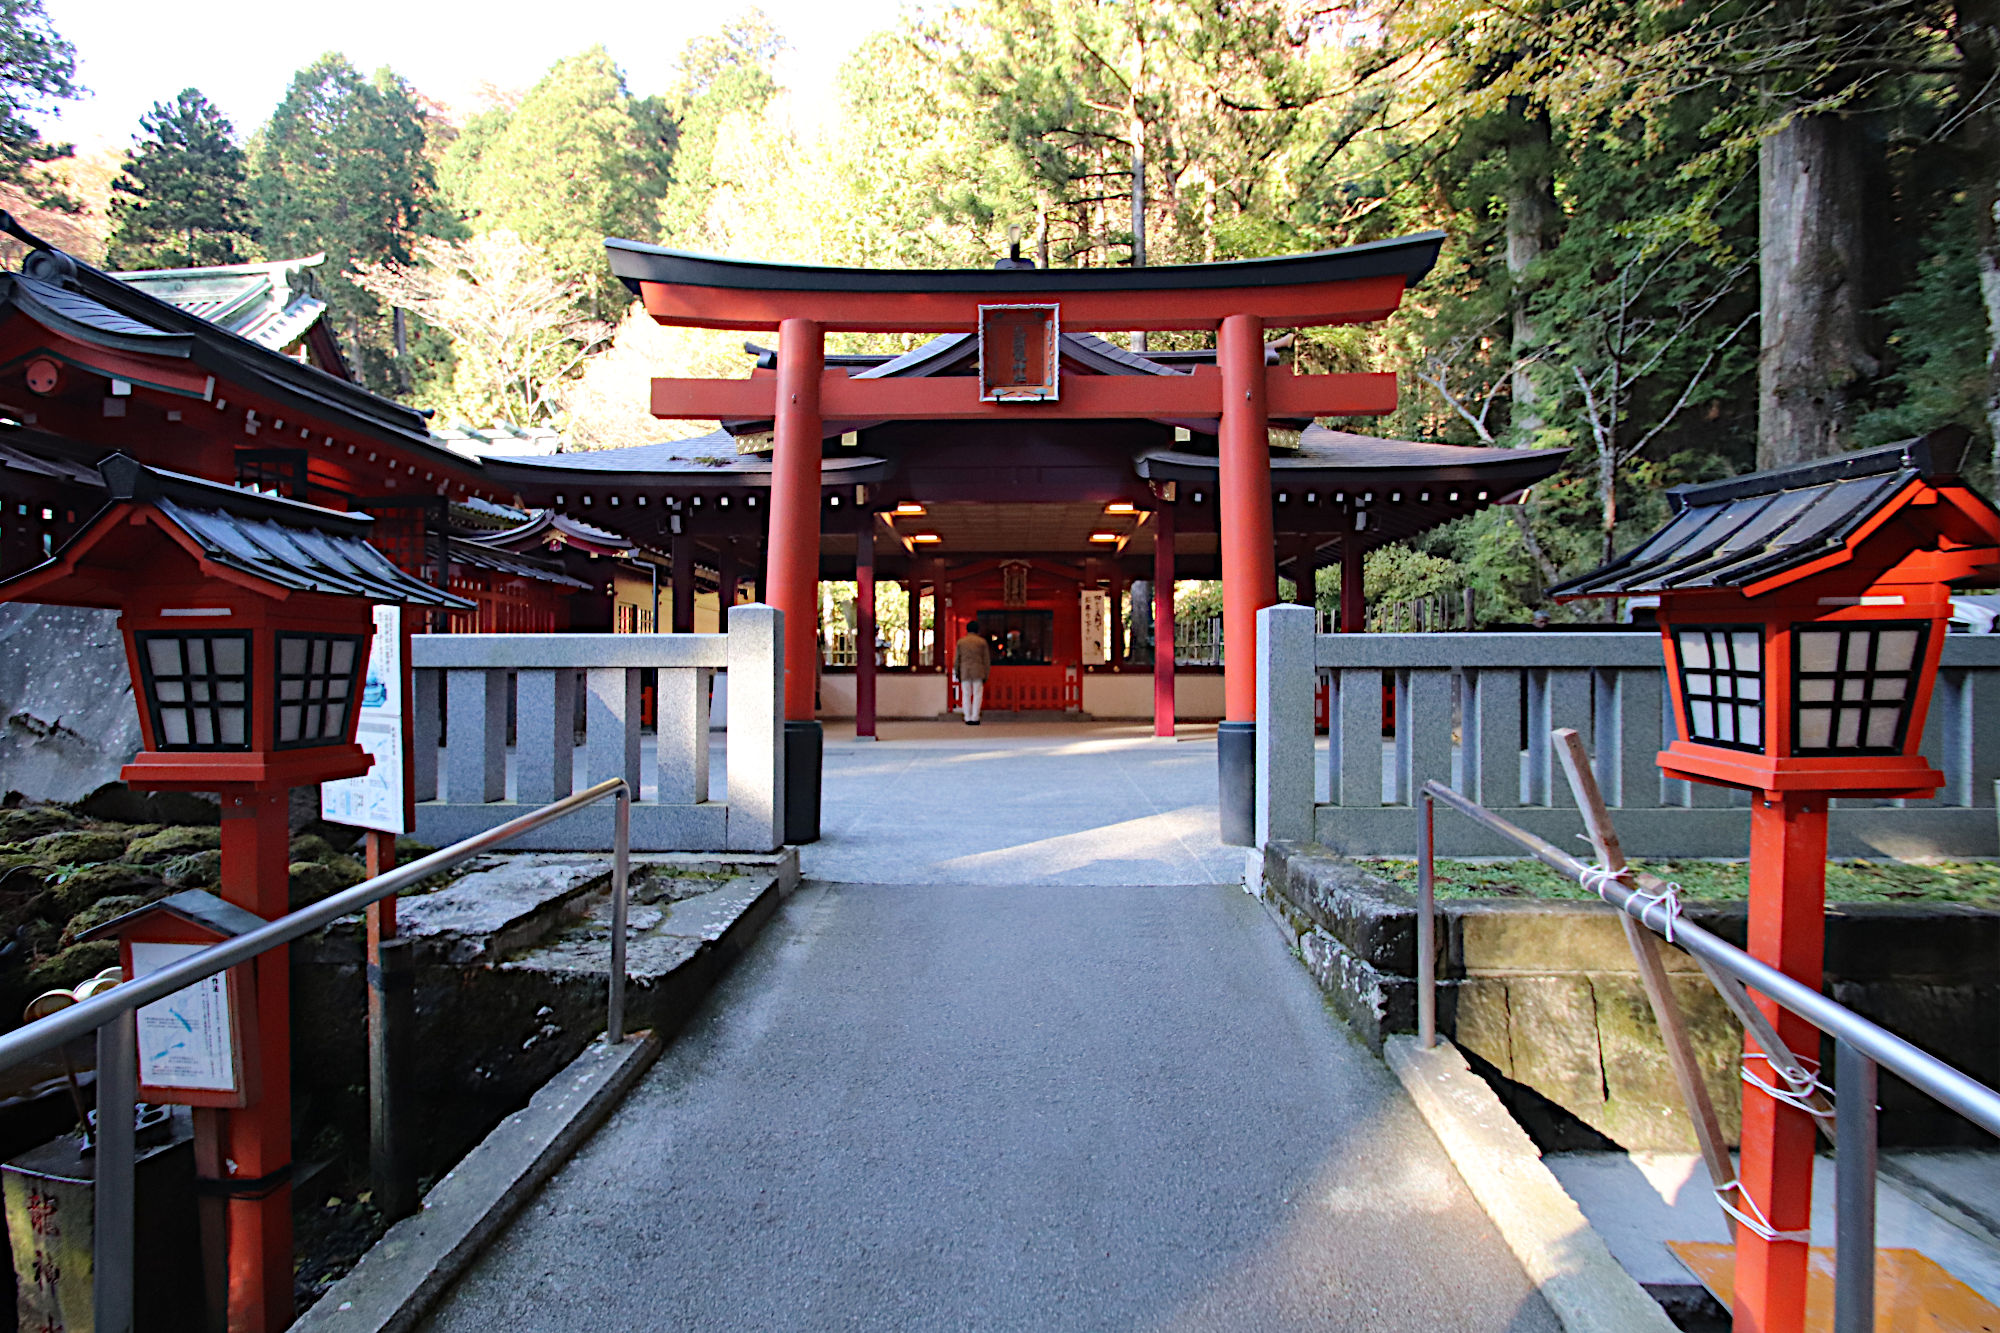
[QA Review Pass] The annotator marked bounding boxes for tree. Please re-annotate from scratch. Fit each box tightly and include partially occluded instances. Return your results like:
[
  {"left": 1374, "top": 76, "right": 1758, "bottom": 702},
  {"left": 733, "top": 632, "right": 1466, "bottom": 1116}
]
[
  {"left": 0, "top": 0, "right": 78, "bottom": 207},
  {"left": 251, "top": 53, "right": 434, "bottom": 392},
  {"left": 439, "top": 48, "right": 673, "bottom": 317},
  {"left": 106, "top": 89, "right": 252, "bottom": 269},
  {"left": 350, "top": 230, "right": 610, "bottom": 427}
]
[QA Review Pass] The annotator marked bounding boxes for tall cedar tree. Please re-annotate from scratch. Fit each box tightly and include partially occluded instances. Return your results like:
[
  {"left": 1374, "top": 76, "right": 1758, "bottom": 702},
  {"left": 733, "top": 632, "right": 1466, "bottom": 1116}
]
[
  {"left": 107, "top": 90, "right": 251, "bottom": 269},
  {"left": 251, "top": 54, "right": 433, "bottom": 392},
  {"left": 0, "top": 0, "right": 77, "bottom": 206},
  {"left": 438, "top": 48, "right": 672, "bottom": 320}
]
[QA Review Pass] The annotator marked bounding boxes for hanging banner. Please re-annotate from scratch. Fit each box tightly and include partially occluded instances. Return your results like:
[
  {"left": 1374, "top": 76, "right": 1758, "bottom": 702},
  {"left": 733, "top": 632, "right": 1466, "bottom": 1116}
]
[
  {"left": 1081, "top": 588, "right": 1109, "bottom": 666},
  {"left": 321, "top": 605, "right": 411, "bottom": 834}
]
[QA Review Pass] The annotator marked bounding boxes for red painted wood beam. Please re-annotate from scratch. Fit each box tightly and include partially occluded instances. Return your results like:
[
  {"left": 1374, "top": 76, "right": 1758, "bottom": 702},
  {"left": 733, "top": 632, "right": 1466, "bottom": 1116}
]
[
  {"left": 651, "top": 368, "right": 1398, "bottom": 422},
  {"left": 636, "top": 275, "right": 1411, "bottom": 334}
]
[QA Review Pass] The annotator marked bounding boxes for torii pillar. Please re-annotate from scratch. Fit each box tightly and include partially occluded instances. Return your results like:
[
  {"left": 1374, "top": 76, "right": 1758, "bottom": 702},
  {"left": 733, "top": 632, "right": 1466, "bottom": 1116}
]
[
  {"left": 1217, "top": 313, "right": 1277, "bottom": 844},
  {"left": 1153, "top": 501, "right": 1175, "bottom": 738},
  {"left": 770, "top": 318, "right": 823, "bottom": 841}
]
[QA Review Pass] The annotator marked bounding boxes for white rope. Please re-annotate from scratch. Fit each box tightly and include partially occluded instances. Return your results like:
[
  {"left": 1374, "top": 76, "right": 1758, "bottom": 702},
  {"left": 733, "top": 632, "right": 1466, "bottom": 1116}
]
[
  {"left": 1714, "top": 1179, "right": 1813, "bottom": 1244},
  {"left": 1742, "top": 1051, "right": 1835, "bottom": 1120},
  {"left": 1574, "top": 859, "right": 1686, "bottom": 942}
]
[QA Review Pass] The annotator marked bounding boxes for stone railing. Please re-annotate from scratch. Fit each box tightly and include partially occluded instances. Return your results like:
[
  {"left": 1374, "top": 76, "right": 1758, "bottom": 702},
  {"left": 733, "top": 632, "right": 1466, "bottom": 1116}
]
[
  {"left": 1255, "top": 606, "right": 2000, "bottom": 858},
  {"left": 410, "top": 604, "right": 783, "bottom": 852}
]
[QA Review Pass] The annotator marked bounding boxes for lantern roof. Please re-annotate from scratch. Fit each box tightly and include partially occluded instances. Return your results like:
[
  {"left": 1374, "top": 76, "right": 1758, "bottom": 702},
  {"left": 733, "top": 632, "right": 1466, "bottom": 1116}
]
[
  {"left": 0, "top": 454, "right": 473, "bottom": 610},
  {"left": 1551, "top": 427, "right": 2000, "bottom": 599},
  {"left": 75, "top": 888, "right": 265, "bottom": 944}
]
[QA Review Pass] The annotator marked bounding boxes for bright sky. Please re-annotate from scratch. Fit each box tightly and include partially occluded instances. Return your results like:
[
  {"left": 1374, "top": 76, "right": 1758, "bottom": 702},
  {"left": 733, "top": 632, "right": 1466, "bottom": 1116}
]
[{"left": 37, "top": 0, "right": 903, "bottom": 151}]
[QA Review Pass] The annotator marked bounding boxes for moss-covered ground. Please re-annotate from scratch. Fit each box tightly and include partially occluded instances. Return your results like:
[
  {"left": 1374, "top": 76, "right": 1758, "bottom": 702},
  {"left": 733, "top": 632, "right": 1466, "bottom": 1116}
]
[{"left": 1354, "top": 856, "right": 2000, "bottom": 907}]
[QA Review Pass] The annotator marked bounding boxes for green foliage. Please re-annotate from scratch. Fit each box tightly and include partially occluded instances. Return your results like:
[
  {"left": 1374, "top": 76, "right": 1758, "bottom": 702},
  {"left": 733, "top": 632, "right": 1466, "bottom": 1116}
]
[
  {"left": 1854, "top": 201, "right": 1991, "bottom": 478},
  {"left": 107, "top": 89, "right": 252, "bottom": 269},
  {"left": 0, "top": 0, "right": 76, "bottom": 206},
  {"left": 439, "top": 48, "right": 672, "bottom": 317},
  {"left": 250, "top": 54, "right": 435, "bottom": 394}
]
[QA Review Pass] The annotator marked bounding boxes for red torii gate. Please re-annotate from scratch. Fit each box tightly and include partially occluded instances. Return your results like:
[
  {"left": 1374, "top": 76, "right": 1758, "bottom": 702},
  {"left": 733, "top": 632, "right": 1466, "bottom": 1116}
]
[{"left": 606, "top": 232, "right": 1444, "bottom": 841}]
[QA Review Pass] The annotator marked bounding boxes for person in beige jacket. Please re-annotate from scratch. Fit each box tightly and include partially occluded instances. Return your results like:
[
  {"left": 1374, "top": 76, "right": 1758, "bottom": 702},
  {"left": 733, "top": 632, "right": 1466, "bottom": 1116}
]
[{"left": 954, "top": 621, "right": 991, "bottom": 724}]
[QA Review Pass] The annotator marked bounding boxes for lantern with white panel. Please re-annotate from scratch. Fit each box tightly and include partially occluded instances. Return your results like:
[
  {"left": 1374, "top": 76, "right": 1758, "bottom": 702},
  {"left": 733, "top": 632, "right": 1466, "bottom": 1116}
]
[
  {"left": 0, "top": 454, "right": 467, "bottom": 1333},
  {"left": 1553, "top": 426, "right": 2000, "bottom": 1333}
]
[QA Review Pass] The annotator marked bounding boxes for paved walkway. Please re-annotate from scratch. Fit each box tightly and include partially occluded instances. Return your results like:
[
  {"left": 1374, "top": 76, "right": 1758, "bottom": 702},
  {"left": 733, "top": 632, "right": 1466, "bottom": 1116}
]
[
  {"left": 420, "top": 721, "right": 1556, "bottom": 1331},
  {"left": 808, "top": 720, "right": 1251, "bottom": 885}
]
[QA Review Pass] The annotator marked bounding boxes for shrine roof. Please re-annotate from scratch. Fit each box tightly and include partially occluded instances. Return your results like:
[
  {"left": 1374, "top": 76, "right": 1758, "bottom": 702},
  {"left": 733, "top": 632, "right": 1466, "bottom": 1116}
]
[
  {"left": 112, "top": 254, "right": 330, "bottom": 355},
  {"left": 607, "top": 232, "right": 1444, "bottom": 298},
  {"left": 1552, "top": 428, "right": 2000, "bottom": 598},
  {"left": 0, "top": 215, "right": 478, "bottom": 478},
  {"left": 445, "top": 537, "right": 594, "bottom": 591},
  {"left": 471, "top": 509, "right": 665, "bottom": 561},
  {"left": 1137, "top": 427, "right": 1566, "bottom": 483},
  {"left": 479, "top": 430, "right": 894, "bottom": 486}
]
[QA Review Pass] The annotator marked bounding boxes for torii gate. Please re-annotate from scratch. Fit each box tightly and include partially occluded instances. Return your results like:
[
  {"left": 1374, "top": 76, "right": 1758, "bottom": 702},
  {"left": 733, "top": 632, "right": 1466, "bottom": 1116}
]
[{"left": 606, "top": 232, "right": 1445, "bottom": 842}]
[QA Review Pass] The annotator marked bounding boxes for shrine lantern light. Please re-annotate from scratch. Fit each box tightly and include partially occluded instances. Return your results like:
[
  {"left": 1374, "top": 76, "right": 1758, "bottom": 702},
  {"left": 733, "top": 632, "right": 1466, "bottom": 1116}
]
[
  {"left": 0, "top": 454, "right": 467, "bottom": 792},
  {"left": 1553, "top": 427, "right": 2000, "bottom": 800}
]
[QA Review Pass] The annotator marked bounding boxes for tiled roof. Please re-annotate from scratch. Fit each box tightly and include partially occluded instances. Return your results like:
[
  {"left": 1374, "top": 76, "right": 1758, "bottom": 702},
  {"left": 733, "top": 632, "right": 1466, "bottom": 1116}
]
[
  {"left": 95, "top": 455, "right": 470, "bottom": 607},
  {"left": 1552, "top": 430, "right": 1991, "bottom": 598}
]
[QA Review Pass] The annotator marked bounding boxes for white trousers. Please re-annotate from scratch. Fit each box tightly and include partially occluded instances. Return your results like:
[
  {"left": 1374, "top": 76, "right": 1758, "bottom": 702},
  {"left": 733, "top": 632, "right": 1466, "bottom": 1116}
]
[{"left": 962, "top": 678, "right": 985, "bottom": 722}]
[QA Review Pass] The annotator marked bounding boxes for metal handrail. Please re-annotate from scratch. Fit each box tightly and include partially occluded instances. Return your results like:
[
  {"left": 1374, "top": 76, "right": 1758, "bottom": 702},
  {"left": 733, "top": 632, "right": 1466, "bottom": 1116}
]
[
  {"left": 1416, "top": 778, "right": 2000, "bottom": 1139},
  {"left": 0, "top": 777, "right": 636, "bottom": 1070},
  {"left": 5, "top": 776, "right": 633, "bottom": 1333},
  {"left": 1418, "top": 772, "right": 2000, "bottom": 1333}
]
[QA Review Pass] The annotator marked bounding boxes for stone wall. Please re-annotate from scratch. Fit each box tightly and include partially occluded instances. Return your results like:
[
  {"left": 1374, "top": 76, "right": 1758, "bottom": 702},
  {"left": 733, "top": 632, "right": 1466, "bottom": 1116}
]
[
  {"left": 0, "top": 605, "right": 141, "bottom": 802},
  {"left": 1260, "top": 840, "right": 2000, "bottom": 1151}
]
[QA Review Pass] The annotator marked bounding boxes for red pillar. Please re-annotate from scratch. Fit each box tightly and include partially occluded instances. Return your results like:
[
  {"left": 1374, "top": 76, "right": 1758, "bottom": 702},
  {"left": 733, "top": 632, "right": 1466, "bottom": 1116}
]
[
  {"left": 769, "top": 319, "right": 824, "bottom": 720},
  {"left": 1219, "top": 313, "right": 1275, "bottom": 721},
  {"left": 1733, "top": 791, "right": 1828, "bottom": 1333},
  {"left": 1339, "top": 539, "right": 1365, "bottom": 633},
  {"left": 855, "top": 510, "right": 876, "bottom": 739},
  {"left": 1153, "top": 500, "right": 1176, "bottom": 737},
  {"left": 671, "top": 533, "right": 696, "bottom": 634},
  {"left": 717, "top": 543, "right": 739, "bottom": 615},
  {"left": 217, "top": 787, "right": 293, "bottom": 1333},
  {"left": 1108, "top": 566, "right": 1125, "bottom": 669}
]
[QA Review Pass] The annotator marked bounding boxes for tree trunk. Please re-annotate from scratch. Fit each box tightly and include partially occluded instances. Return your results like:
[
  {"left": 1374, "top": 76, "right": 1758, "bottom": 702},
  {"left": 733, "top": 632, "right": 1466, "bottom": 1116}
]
[
  {"left": 1757, "top": 113, "right": 1872, "bottom": 468},
  {"left": 1504, "top": 101, "right": 1560, "bottom": 443},
  {"left": 1130, "top": 115, "right": 1148, "bottom": 353},
  {"left": 1957, "top": 0, "right": 2000, "bottom": 479}
]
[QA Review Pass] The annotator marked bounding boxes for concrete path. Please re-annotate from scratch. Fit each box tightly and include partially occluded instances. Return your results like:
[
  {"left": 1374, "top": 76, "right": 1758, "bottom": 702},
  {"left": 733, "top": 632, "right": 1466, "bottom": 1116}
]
[
  {"left": 809, "top": 720, "right": 1252, "bottom": 885},
  {"left": 419, "top": 879, "right": 1557, "bottom": 1331}
]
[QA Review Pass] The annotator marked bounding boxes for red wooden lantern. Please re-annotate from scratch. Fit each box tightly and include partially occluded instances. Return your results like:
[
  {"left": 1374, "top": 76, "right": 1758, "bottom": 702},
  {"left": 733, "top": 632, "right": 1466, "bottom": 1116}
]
[
  {"left": 1554, "top": 427, "right": 2000, "bottom": 1333},
  {"left": 0, "top": 453, "right": 466, "bottom": 1333}
]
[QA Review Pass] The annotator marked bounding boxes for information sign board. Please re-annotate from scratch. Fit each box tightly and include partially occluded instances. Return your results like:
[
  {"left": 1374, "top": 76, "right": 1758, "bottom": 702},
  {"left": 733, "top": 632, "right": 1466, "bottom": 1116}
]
[
  {"left": 321, "top": 605, "right": 410, "bottom": 833},
  {"left": 133, "top": 941, "right": 239, "bottom": 1095}
]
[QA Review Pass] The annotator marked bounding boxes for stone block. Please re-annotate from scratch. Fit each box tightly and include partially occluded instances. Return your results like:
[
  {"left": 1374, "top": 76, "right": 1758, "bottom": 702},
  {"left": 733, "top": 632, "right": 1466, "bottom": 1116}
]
[
  {"left": 1449, "top": 977, "right": 1515, "bottom": 1079},
  {"left": 1501, "top": 975, "right": 1606, "bottom": 1118}
]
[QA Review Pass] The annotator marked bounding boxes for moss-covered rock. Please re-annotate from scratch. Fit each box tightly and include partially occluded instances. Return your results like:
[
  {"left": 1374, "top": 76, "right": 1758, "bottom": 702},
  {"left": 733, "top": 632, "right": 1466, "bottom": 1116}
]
[
  {"left": 125, "top": 826, "right": 222, "bottom": 865},
  {"left": 289, "top": 857, "right": 365, "bottom": 909},
  {"left": 289, "top": 834, "right": 343, "bottom": 865},
  {"left": 50, "top": 863, "right": 164, "bottom": 915},
  {"left": 59, "top": 894, "right": 150, "bottom": 948},
  {"left": 161, "top": 849, "right": 223, "bottom": 890},
  {"left": 0, "top": 806, "right": 82, "bottom": 843},
  {"left": 24, "top": 940, "right": 118, "bottom": 994},
  {"left": 22, "top": 829, "right": 130, "bottom": 865}
]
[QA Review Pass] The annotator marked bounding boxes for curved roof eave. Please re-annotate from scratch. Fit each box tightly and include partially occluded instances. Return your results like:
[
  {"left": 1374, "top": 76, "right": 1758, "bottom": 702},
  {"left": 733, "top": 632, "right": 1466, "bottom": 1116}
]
[
  {"left": 478, "top": 450, "right": 895, "bottom": 490},
  {"left": 606, "top": 232, "right": 1446, "bottom": 299}
]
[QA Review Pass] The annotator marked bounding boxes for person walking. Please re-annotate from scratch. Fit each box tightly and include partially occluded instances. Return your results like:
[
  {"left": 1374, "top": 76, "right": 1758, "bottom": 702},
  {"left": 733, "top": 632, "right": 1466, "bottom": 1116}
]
[{"left": 954, "top": 620, "right": 991, "bottom": 724}]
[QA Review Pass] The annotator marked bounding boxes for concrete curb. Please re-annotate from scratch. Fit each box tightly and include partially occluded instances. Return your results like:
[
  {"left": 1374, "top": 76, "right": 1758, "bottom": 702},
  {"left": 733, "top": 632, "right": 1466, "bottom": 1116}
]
[
  {"left": 1383, "top": 1034, "right": 1678, "bottom": 1333},
  {"left": 294, "top": 1031, "right": 663, "bottom": 1333}
]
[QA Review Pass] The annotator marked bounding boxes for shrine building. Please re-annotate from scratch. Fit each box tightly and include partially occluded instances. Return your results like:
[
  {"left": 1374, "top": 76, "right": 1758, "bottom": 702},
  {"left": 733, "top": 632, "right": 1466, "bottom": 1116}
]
[{"left": 0, "top": 211, "right": 1565, "bottom": 839}]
